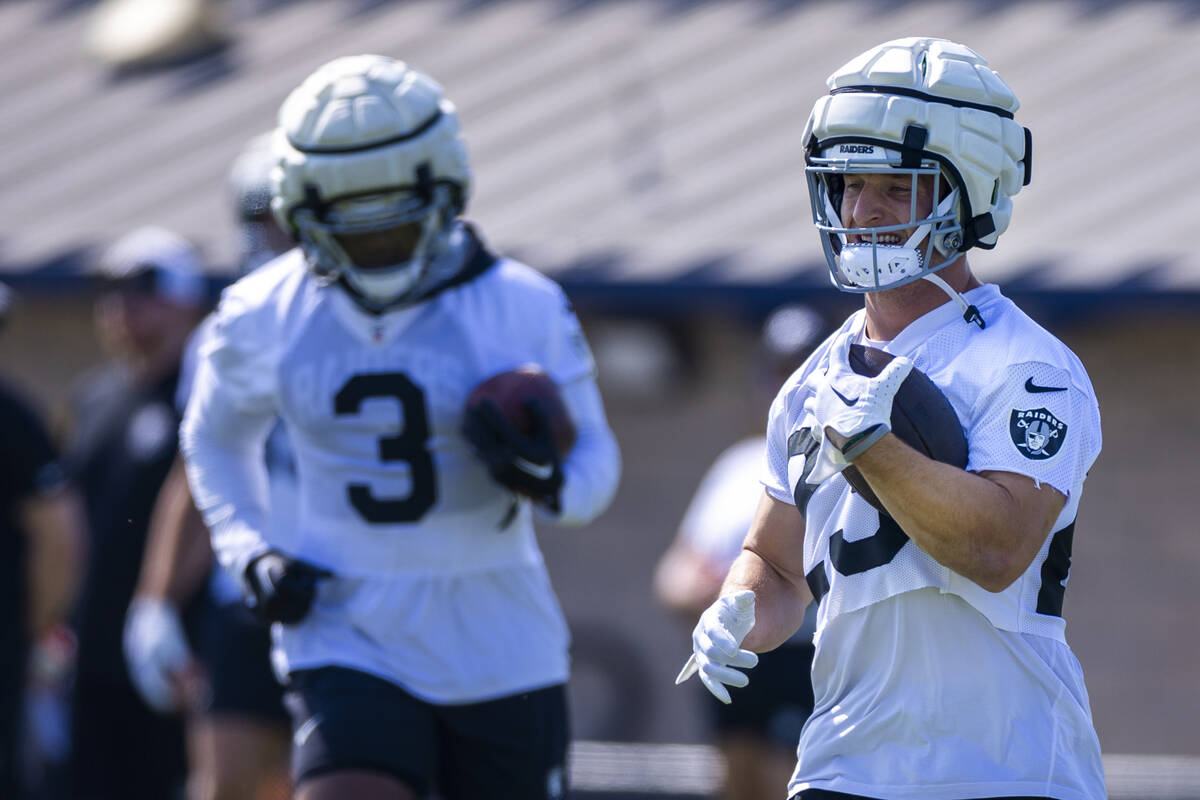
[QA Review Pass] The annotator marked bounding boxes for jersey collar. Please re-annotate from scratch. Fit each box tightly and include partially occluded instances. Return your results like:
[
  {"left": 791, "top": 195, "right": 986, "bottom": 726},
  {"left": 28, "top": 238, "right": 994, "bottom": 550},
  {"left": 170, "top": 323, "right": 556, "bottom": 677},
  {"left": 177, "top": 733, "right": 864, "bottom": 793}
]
[{"left": 855, "top": 283, "right": 1001, "bottom": 355}]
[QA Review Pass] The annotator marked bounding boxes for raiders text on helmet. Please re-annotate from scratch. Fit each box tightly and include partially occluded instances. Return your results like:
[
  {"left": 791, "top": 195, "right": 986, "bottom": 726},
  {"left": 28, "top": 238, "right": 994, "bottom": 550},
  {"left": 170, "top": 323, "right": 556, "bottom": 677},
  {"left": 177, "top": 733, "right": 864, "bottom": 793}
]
[
  {"left": 802, "top": 38, "right": 1031, "bottom": 294},
  {"left": 271, "top": 54, "right": 472, "bottom": 311}
]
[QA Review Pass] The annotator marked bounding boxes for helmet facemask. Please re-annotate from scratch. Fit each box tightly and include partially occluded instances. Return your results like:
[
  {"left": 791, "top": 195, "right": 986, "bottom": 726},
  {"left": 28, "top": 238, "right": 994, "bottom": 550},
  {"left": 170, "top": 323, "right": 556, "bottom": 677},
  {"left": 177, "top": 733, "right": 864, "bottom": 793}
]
[
  {"left": 806, "top": 144, "right": 965, "bottom": 293},
  {"left": 800, "top": 38, "right": 1032, "bottom": 318},
  {"left": 293, "top": 178, "right": 457, "bottom": 311}
]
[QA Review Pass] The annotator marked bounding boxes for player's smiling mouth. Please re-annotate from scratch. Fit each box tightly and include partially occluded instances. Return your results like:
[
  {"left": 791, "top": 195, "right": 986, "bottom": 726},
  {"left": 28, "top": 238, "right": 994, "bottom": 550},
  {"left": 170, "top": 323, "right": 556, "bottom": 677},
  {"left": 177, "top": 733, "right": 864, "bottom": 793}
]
[{"left": 849, "top": 233, "right": 906, "bottom": 244}]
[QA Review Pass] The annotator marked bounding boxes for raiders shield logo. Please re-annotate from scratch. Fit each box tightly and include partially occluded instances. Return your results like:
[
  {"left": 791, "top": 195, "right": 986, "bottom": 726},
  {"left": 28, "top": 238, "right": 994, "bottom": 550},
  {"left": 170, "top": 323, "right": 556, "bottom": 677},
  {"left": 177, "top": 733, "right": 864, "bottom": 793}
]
[{"left": 1010, "top": 408, "right": 1067, "bottom": 460}]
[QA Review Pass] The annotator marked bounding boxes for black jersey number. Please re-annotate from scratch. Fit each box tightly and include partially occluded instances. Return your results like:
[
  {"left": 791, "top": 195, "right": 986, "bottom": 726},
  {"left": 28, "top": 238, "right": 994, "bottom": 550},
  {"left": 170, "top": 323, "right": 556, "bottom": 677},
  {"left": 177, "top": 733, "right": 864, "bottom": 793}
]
[
  {"left": 805, "top": 492, "right": 1075, "bottom": 620},
  {"left": 1036, "top": 523, "right": 1074, "bottom": 617},
  {"left": 334, "top": 372, "right": 436, "bottom": 524},
  {"left": 829, "top": 514, "right": 909, "bottom": 577},
  {"left": 806, "top": 511, "right": 910, "bottom": 603}
]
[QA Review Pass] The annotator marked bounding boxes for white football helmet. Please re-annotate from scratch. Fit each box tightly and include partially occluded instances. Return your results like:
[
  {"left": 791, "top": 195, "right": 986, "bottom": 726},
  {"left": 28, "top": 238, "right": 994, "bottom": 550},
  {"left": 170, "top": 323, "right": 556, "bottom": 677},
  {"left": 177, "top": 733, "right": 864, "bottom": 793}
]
[
  {"left": 803, "top": 38, "right": 1031, "bottom": 295},
  {"left": 271, "top": 54, "right": 471, "bottom": 310},
  {"left": 228, "top": 131, "right": 291, "bottom": 275}
]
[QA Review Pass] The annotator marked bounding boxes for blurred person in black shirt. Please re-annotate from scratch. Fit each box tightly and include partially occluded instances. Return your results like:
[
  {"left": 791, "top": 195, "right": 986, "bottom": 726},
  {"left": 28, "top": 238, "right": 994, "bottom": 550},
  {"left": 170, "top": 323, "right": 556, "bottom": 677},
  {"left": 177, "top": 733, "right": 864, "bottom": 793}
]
[
  {"left": 121, "top": 132, "right": 296, "bottom": 800},
  {"left": 64, "top": 230, "right": 207, "bottom": 800},
  {"left": 0, "top": 284, "right": 86, "bottom": 799}
]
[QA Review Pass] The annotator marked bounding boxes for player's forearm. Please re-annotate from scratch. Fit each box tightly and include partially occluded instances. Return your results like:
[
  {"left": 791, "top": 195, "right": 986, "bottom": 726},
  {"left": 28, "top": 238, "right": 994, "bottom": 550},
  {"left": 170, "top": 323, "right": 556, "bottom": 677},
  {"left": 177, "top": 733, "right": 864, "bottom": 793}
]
[
  {"left": 135, "top": 457, "right": 214, "bottom": 606},
  {"left": 653, "top": 544, "right": 724, "bottom": 618},
  {"left": 721, "top": 548, "right": 811, "bottom": 653},
  {"left": 850, "top": 433, "right": 1039, "bottom": 590},
  {"left": 22, "top": 490, "right": 85, "bottom": 636}
]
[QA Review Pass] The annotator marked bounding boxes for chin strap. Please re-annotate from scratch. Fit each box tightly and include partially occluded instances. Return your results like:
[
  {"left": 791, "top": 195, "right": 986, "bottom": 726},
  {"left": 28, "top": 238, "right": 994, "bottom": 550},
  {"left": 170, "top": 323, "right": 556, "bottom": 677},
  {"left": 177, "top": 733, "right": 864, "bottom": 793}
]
[{"left": 922, "top": 272, "right": 985, "bottom": 329}]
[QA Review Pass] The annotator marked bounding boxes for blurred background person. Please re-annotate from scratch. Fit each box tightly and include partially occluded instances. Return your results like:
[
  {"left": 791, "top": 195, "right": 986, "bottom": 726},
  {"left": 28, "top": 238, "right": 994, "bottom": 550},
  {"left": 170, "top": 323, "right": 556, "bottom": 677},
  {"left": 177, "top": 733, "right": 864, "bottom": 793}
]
[
  {"left": 63, "top": 228, "right": 208, "bottom": 800},
  {"left": 655, "top": 303, "right": 827, "bottom": 800},
  {"left": 0, "top": 284, "right": 86, "bottom": 800},
  {"left": 122, "top": 132, "right": 295, "bottom": 800}
]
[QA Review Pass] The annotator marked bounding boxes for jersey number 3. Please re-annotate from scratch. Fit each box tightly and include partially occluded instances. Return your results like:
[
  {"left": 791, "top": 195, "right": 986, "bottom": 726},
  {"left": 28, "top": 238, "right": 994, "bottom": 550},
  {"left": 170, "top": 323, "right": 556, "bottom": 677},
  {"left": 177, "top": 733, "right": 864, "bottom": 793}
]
[{"left": 334, "top": 372, "right": 436, "bottom": 523}]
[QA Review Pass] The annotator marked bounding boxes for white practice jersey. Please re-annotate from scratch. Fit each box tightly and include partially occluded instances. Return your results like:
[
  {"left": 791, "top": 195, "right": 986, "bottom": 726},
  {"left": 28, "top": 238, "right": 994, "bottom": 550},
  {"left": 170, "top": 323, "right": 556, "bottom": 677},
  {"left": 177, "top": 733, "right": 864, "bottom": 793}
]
[
  {"left": 180, "top": 316, "right": 300, "bottom": 607},
  {"left": 182, "top": 237, "right": 620, "bottom": 703},
  {"left": 763, "top": 284, "right": 1105, "bottom": 799},
  {"left": 681, "top": 436, "right": 767, "bottom": 572}
]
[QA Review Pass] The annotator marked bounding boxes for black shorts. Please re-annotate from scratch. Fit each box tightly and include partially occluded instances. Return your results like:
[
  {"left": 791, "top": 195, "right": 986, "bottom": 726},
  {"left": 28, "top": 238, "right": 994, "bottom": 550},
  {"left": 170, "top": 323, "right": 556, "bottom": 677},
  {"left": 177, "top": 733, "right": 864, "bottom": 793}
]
[
  {"left": 713, "top": 641, "right": 815, "bottom": 748},
  {"left": 284, "top": 667, "right": 568, "bottom": 800},
  {"left": 0, "top": 644, "right": 22, "bottom": 798},
  {"left": 192, "top": 599, "right": 288, "bottom": 722},
  {"left": 71, "top": 679, "right": 187, "bottom": 800}
]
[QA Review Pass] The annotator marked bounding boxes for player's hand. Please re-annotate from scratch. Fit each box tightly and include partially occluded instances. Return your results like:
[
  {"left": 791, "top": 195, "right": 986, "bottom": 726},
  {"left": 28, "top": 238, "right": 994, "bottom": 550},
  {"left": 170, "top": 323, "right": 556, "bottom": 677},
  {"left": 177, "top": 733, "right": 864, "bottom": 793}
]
[
  {"left": 462, "top": 399, "right": 565, "bottom": 512},
  {"left": 674, "top": 590, "right": 758, "bottom": 704},
  {"left": 788, "top": 413, "right": 854, "bottom": 490},
  {"left": 805, "top": 330, "right": 912, "bottom": 461},
  {"left": 123, "top": 597, "right": 199, "bottom": 712},
  {"left": 244, "top": 551, "right": 332, "bottom": 625}
]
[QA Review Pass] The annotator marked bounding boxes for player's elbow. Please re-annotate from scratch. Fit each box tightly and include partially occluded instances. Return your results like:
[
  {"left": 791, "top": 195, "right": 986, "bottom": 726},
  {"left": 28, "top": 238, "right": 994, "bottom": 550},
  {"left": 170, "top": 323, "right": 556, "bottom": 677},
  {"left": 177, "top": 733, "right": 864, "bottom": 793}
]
[{"left": 972, "top": 547, "right": 1031, "bottom": 593}]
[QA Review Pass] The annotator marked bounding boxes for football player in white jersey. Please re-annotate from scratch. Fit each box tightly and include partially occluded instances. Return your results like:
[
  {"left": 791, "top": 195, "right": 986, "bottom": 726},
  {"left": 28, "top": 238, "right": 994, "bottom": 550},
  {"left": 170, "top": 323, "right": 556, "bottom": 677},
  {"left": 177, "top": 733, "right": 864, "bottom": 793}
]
[
  {"left": 678, "top": 38, "right": 1105, "bottom": 800},
  {"left": 180, "top": 55, "right": 620, "bottom": 800}
]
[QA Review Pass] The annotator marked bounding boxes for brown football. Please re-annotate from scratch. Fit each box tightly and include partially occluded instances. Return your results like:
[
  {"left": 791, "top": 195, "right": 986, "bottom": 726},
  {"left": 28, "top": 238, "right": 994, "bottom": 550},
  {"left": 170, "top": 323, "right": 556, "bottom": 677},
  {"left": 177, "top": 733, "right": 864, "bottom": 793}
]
[
  {"left": 465, "top": 364, "right": 578, "bottom": 454},
  {"left": 842, "top": 344, "right": 968, "bottom": 515}
]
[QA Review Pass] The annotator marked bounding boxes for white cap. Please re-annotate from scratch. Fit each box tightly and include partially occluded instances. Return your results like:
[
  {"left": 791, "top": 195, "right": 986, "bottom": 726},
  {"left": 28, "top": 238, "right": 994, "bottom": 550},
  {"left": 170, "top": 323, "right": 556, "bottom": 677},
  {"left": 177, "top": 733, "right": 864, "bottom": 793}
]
[{"left": 98, "top": 226, "right": 207, "bottom": 306}]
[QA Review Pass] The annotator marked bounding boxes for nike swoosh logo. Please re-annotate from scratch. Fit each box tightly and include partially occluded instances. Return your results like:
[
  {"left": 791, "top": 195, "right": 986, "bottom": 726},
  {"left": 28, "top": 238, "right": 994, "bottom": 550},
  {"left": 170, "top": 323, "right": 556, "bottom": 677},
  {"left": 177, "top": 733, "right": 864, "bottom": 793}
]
[
  {"left": 513, "top": 457, "right": 554, "bottom": 480},
  {"left": 1025, "top": 377, "right": 1067, "bottom": 393},
  {"left": 830, "top": 385, "right": 860, "bottom": 406}
]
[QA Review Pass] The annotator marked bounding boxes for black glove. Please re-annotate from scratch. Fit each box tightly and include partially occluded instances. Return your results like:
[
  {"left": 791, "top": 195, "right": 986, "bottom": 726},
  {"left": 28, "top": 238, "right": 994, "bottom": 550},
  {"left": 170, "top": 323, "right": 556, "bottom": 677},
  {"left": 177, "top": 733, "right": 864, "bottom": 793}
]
[
  {"left": 462, "top": 399, "right": 565, "bottom": 512},
  {"left": 244, "top": 551, "right": 332, "bottom": 625}
]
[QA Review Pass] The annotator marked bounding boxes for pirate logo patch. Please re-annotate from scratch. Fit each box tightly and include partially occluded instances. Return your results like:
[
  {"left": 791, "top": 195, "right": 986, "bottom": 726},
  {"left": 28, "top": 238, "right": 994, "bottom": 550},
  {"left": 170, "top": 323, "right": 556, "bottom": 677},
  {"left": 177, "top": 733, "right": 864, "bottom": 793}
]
[{"left": 1010, "top": 407, "right": 1067, "bottom": 460}]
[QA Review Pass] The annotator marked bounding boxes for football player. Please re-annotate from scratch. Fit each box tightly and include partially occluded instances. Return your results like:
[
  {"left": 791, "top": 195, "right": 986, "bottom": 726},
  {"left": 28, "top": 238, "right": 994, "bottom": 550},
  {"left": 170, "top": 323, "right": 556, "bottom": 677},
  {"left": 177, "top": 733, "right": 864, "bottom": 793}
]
[
  {"left": 678, "top": 38, "right": 1105, "bottom": 799},
  {"left": 180, "top": 55, "right": 621, "bottom": 800},
  {"left": 123, "top": 132, "right": 295, "bottom": 800}
]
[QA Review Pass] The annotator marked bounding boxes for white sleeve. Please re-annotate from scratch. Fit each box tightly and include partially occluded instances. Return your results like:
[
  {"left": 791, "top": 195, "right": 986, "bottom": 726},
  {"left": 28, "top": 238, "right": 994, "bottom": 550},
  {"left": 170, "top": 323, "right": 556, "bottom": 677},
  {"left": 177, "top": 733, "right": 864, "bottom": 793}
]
[
  {"left": 763, "top": 379, "right": 799, "bottom": 505},
  {"left": 539, "top": 287, "right": 597, "bottom": 386},
  {"left": 966, "top": 360, "right": 1101, "bottom": 497},
  {"left": 174, "top": 316, "right": 216, "bottom": 414},
  {"left": 528, "top": 281, "right": 618, "bottom": 525},
  {"left": 678, "top": 439, "right": 765, "bottom": 570},
  {"left": 546, "top": 375, "right": 620, "bottom": 526},
  {"left": 179, "top": 294, "right": 278, "bottom": 591}
]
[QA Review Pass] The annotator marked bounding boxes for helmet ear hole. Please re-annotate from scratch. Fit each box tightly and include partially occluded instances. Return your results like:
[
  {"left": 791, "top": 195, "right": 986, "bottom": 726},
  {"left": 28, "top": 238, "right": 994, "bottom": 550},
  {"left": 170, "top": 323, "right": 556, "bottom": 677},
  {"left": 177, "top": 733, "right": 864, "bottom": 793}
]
[
  {"left": 301, "top": 184, "right": 328, "bottom": 224},
  {"left": 415, "top": 162, "right": 434, "bottom": 204}
]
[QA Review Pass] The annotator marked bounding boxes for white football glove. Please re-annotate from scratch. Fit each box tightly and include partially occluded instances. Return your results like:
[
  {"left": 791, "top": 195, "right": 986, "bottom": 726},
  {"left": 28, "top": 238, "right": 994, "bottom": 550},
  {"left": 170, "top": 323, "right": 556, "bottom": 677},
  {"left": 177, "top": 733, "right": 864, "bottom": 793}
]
[
  {"left": 790, "top": 413, "right": 852, "bottom": 488},
  {"left": 805, "top": 331, "right": 912, "bottom": 463},
  {"left": 122, "top": 597, "right": 194, "bottom": 713},
  {"left": 674, "top": 590, "right": 758, "bottom": 704}
]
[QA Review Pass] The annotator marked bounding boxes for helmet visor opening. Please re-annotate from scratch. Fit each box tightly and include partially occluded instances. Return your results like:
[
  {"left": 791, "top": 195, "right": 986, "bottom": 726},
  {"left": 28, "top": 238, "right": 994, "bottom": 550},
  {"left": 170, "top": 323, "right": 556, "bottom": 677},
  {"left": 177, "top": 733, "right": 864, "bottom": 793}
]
[
  {"left": 805, "top": 145, "right": 962, "bottom": 292},
  {"left": 334, "top": 222, "right": 424, "bottom": 271}
]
